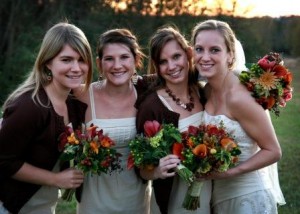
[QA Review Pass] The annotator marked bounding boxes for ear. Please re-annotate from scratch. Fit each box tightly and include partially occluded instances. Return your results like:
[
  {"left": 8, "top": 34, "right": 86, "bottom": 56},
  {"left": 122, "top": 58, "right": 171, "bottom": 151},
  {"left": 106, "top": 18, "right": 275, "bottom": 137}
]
[
  {"left": 46, "top": 61, "right": 52, "bottom": 71},
  {"left": 227, "top": 51, "right": 234, "bottom": 66},
  {"left": 135, "top": 55, "right": 141, "bottom": 68},
  {"left": 96, "top": 57, "right": 102, "bottom": 71},
  {"left": 186, "top": 46, "right": 193, "bottom": 60}
]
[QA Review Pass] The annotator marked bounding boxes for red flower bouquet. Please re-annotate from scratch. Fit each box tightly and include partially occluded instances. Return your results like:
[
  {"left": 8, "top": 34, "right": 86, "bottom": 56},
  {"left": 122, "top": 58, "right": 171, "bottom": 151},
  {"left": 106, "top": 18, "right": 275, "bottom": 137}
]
[
  {"left": 58, "top": 124, "right": 122, "bottom": 201},
  {"left": 127, "top": 120, "right": 194, "bottom": 185},
  {"left": 179, "top": 122, "right": 241, "bottom": 210},
  {"left": 239, "top": 52, "right": 293, "bottom": 116}
]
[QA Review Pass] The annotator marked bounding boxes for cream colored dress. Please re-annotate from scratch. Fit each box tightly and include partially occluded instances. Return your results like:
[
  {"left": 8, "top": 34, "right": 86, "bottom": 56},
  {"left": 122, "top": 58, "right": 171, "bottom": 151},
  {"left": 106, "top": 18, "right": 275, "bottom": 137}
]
[
  {"left": 77, "top": 86, "right": 150, "bottom": 214},
  {"left": 18, "top": 161, "right": 61, "bottom": 214},
  {"left": 203, "top": 111, "right": 285, "bottom": 214}
]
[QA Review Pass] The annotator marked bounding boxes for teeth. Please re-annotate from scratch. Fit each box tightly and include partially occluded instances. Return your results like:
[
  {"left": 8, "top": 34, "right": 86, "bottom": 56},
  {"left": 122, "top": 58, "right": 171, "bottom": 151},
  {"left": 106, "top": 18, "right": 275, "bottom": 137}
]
[
  {"left": 111, "top": 72, "right": 126, "bottom": 77},
  {"left": 201, "top": 64, "right": 212, "bottom": 68},
  {"left": 68, "top": 76, "right": 81, "bottom": 79},
  {"left": 169, "top": 71, "right": 180, "bottom": 77}
]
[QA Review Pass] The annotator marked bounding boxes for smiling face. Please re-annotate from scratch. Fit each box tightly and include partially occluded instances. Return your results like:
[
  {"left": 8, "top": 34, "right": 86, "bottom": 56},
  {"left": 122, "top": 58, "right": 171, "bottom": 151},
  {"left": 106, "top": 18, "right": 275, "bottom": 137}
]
[
  {"left": 193, "top": 30, "right": 233, "bottom": 79},
  {"left": 158, "top": 40, "right": 190, "bottom": 87},
  {"left": 46, "top": 44, "right": 89, "bottom": 91},
  {"left": 98, "top": 43, "right": 136, "bottom": 86}
]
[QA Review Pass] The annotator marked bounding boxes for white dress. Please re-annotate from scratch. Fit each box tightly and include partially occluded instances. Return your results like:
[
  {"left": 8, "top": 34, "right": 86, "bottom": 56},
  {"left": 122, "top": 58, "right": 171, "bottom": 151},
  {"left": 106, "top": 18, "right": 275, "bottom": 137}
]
[
  {"left": 154, "top": 96, "right": 212, "bottom": 214},
  {"left": 203, "top": 111, "right": 285, "bottom": 214},
  {"left": 77, "top": 86, "right": 150, "bottom": 214}
]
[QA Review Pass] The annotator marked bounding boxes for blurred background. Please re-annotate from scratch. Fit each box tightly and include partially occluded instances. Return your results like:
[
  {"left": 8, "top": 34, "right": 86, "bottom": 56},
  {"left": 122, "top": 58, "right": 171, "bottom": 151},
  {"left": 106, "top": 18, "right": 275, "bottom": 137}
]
[
  {"left": 0, "top": 0, "right": 300, "bottom": 106},
  {"left": 0, "top": 1, "right": 299, "bottom": 213}
]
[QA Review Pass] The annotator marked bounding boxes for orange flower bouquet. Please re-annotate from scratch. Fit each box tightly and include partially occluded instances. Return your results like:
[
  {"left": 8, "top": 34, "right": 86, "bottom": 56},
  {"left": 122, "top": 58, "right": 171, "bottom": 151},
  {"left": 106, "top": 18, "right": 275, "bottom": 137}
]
[
  {"left": 58, "top": 124, "right": 122, "bottom": 201},
  {"left": 239, "top": 52, "right": 293, "bottom": 116},
  {"left": 127, "top": 120, "right": 194, "bottom": 185},
  {"left": 179, "top": 122, "right": 241, "bottom": 210}
]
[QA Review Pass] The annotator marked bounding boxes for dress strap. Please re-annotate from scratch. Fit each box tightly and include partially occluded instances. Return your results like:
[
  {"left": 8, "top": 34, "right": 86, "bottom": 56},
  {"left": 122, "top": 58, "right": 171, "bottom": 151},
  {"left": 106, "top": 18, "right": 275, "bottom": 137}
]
[
  {"left": 89, "top": 84, "right": 97, "bottom": 120},
  {"left": 158, "top": 94, "right": 173, "bottom": 111}
]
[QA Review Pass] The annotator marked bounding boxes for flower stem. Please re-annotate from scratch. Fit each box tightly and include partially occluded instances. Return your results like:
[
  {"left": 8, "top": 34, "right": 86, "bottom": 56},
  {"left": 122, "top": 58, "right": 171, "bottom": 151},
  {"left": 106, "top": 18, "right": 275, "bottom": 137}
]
[
  {"left": 175, "top": 163, "right": 194, "bottom": 185},
  {"left": 182, "top": 181, "right": 203, "bottom": 210},
  {"left": 61, "top": 188, "right": 75, "bottom": 202}
]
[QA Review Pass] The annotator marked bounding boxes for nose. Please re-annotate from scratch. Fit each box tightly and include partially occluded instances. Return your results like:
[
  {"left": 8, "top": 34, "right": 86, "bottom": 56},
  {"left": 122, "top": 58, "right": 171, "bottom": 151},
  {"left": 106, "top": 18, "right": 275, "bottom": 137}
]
[
  {"left": 201, "top": 50, "right": 210, "bottom": 61},
  {"left": 72, "top": 60, "right": 81, "bottom": 71},
  {"left": 113, "top": 58, "right": 122, "bottom": 70},
  {"left": 167, "top": 60, "right": 176, "bottom": 71}
]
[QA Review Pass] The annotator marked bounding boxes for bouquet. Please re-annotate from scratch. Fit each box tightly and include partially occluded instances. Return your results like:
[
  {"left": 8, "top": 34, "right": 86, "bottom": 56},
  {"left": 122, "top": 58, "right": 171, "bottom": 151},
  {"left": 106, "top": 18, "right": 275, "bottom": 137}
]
[
  {"left": 239, "top": 52, "right": 293, "bottom": 116},
  {"left": 127, "top": 120, "right": 194, "bottom": 185},
  {"left": 58, "top": 124, "right": 122, "bottom": 201},
  {"left": 179, "top": 122, "right": 241, "bottom": 210}
]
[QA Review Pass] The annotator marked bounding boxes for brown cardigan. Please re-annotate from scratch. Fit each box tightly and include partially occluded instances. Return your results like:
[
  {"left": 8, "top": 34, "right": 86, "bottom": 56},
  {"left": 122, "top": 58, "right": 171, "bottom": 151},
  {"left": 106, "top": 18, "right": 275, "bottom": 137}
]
[{"left": 0, "top": 88, "right": 87, "bottom": 214}]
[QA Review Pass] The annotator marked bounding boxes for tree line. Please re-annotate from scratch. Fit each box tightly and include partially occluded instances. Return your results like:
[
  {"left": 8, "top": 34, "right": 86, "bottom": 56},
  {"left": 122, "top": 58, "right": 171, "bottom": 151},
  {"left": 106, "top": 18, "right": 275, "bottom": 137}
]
[{"left": 1, "top": 0, "right": 300, "bottom": 106}]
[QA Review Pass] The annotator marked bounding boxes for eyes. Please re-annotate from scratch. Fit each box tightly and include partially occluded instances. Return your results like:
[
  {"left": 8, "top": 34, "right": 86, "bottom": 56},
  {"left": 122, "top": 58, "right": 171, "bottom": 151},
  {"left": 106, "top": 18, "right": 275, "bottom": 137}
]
[
  {"left": 61, "top": 57, "right": 85, "bottom": 63},
  {"left": 103, "top": 54, "right": 131, "bottom": 62},
  {"left": 194, "top": 46, "right": 221, "bottom": 54},
  {"left": 159, "top": 53, "right": 182, "bottom": 65}
]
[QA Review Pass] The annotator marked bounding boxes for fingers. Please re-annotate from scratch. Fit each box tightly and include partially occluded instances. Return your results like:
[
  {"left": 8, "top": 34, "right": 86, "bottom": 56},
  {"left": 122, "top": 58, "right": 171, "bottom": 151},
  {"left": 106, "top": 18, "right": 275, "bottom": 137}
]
[{"left": 156, "top": 155, "right": 180, "bottom": 179}]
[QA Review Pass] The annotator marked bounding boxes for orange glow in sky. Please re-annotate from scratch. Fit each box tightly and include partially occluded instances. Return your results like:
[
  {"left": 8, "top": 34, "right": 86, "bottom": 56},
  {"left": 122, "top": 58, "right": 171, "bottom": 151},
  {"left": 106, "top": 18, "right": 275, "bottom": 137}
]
[
  {"left": 109, "top": 0, "right": 300, "bottom": 18},
  {"left": 222, "top": 0, "right": 300, "bottom": 17}
]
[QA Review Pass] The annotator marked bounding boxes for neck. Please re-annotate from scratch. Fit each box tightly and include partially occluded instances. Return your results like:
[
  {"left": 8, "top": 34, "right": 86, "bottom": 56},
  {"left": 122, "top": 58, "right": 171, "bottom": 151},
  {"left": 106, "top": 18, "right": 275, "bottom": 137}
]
[
  {"left": 100, "top": 80, "right": 134, "bottom": 96},
  {"left": 44, "top": 84, "right": 70, "bottom": 103},
  {"left": 209, "top": 71, "right": 231, "bottom": 93}
]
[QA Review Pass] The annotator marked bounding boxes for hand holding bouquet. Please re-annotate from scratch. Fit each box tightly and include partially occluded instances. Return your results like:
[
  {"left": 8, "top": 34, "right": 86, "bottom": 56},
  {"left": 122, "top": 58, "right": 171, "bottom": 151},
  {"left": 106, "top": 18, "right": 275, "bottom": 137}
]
[
  {"left": 58, "top": 124, "right": 122, "bottom": 201},
  {"left": 179, "top": 122, "right": 241, "bottom": 210},
  {"left": 127, "top": 120, "right": 194, "bottom": 185},
  {"left": 239, "top": 52, "right": 293, "bottom": 116}
]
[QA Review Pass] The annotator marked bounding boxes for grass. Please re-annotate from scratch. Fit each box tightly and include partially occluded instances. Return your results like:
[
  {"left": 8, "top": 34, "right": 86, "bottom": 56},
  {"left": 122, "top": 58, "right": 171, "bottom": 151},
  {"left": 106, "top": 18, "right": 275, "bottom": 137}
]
[
  {"left": 274, "top": 58, "right": 300, "bottom": 214},
  {"left": 56, "top": 58, "right": 300, "bottom": 214}
]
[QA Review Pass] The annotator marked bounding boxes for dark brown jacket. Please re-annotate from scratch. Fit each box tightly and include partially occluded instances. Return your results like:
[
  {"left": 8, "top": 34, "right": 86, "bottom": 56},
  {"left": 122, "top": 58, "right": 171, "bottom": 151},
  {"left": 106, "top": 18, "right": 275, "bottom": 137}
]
[{"left": 0, "top": 88, "right": 87, "bottom": 214}]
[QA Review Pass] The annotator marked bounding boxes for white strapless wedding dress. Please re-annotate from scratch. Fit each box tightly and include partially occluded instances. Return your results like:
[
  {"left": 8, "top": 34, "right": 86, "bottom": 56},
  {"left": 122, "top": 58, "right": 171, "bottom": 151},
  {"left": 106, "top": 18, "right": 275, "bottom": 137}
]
[{"left": 203, "top": 111, "right": 285, "bottom": 214}]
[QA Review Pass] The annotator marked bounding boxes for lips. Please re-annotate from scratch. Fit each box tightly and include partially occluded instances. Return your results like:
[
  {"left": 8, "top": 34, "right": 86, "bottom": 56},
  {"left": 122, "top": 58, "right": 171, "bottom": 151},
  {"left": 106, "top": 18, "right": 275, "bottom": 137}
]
[
  {"left": 111, "top": 71, "right": 126, "bottom": 77},
  {"left": 168, "top": 70, "right": 181, "bottom": 77},
  {"left": 67, "top": 75, "right": 82, "bottom": 79}
]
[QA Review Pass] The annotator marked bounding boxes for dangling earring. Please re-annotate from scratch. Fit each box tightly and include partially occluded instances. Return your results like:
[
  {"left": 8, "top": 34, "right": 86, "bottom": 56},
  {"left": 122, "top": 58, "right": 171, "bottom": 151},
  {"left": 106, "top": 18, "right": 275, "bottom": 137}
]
[
  {"left": 98, "top": 74, "right": 104, "bottom": 82},
  {"left": 47, "top": 70, "right": 52, "bottom": 81},
  {"left": 131, "top": 72, "right": 138, "bottom": 85}
]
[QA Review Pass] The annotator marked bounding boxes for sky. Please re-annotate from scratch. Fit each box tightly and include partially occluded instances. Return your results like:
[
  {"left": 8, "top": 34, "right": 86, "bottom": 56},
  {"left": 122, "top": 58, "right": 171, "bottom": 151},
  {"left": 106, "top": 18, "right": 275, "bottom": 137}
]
[{"left": 233, "top": 0, "right": 300, "bottom": 17}]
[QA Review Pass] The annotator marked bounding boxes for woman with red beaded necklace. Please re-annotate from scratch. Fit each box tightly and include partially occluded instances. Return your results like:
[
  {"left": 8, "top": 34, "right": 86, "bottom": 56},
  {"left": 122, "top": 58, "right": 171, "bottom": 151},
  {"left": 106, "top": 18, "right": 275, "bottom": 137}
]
[{"left": 135, "top": 25, "right": 210, "bottom": 214}]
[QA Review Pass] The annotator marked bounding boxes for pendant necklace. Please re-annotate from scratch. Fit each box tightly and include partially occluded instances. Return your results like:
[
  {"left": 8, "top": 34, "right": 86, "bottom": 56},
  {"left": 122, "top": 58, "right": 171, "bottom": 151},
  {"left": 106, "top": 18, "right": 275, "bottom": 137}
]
[{"left": 165, "top": 87, "right": 195, "bottom": 111}]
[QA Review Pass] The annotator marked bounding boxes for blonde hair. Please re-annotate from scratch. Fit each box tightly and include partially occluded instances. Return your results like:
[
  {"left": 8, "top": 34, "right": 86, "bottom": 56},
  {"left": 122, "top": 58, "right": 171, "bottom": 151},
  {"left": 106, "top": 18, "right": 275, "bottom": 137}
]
[
  {"left": 191, "top": 19, "right": 237, "bottom": 70},
  {"left": 3, "top": 22, "right": 93, "bottom": 109}
]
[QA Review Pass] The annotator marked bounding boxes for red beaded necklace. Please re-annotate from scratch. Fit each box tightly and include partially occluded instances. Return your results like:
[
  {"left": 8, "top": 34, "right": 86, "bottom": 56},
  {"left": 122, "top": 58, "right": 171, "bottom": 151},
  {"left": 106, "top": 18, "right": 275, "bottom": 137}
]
[{"left": 165, "top": 87, "right": 195, "bottom": 111}]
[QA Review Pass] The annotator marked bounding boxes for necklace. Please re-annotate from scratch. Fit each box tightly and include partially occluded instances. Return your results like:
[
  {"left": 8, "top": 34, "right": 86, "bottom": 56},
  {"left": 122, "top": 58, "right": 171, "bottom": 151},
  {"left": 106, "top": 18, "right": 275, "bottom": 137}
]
[{"left": 165, "top": 87, "right": 194, "bottom": 111}]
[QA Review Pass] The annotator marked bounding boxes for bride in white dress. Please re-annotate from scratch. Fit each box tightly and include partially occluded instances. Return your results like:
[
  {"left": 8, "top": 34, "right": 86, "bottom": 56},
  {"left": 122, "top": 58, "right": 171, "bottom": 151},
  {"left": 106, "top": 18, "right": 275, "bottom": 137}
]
[{"left": 191, "top": 19, "right": 285, "bottom": 214}]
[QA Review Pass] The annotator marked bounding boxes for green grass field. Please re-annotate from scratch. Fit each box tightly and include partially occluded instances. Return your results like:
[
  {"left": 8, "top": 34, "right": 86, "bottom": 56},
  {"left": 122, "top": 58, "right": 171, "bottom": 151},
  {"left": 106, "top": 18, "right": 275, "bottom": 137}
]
[{"left": 56, "top": 58, "right": 300, "bottom": 214}]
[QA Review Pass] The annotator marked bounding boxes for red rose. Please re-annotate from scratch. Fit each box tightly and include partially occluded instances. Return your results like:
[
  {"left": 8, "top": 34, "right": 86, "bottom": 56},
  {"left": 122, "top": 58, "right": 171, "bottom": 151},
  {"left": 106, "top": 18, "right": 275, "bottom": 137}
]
[
  {"left": 283, "top": 89, "right": 293, "bottom": 102},
  {"left": 187, "top": 125, "right": 199, "bottom": 136},
  {"left": 258, "top": 55, "right": 276, "bottom": 70}
]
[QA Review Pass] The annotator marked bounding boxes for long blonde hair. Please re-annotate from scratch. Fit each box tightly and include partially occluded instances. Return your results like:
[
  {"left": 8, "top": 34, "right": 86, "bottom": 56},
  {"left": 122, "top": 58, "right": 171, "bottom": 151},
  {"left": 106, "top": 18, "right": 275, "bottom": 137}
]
[{"left": 3, "top": 22, "right": 93, "bottom": 109}]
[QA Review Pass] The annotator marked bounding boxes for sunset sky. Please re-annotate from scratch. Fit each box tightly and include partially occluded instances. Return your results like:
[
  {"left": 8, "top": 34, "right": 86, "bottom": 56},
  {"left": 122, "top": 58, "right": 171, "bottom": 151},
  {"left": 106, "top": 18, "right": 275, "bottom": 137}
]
[
  {"left": 224, "top": 0, "right": 300, "bottom": 17},
  {"left": 112, "top": 0, "right": 300, "bottom": 17}
]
